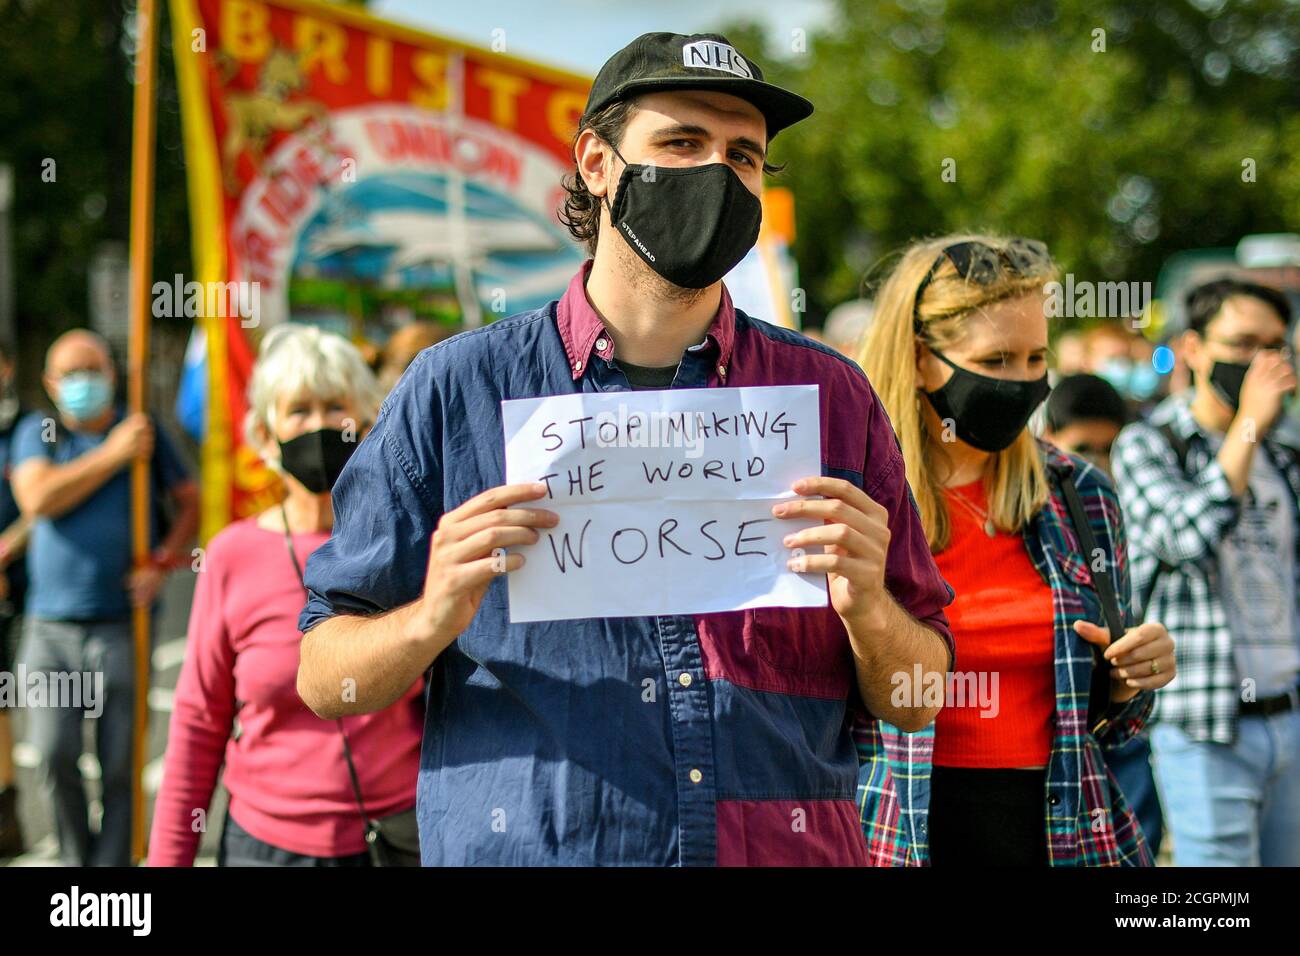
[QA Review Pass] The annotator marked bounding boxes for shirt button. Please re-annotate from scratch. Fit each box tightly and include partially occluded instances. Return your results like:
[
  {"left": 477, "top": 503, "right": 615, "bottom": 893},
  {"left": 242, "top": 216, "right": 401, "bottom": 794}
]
[
  {"left": 573, "top": 360, "right": 583, "bottom": 372},
  {"left": 1048, "top": 794, "right": 1060, "bottom": 806},
  {"left": 678, "top": 672, "right": 693, "bottom": 687},
  {"left": 689, "top": 769, "right": 703, "bottom": 784},
  {"left": 595, "top": 337, "right": 608, "bottom": 351},
  {"left": 717, "top": 364, "right": 727, "bottom": 377}
]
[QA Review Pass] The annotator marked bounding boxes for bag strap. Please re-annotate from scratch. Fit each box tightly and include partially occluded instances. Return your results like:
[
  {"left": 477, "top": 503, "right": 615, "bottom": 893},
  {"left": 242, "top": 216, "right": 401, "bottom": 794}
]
[
  {"left": 335, "top": 720, "right": 376, "bottom": 830},
  {"left": 1055, "top": 469, "right": 1122, "bottom": 736},
  {"left": 1155, "top": 419, "right": 1189, "bottom": 472},
  {"left": 278, "top": 502, "right": 376, "bottom": 832}
]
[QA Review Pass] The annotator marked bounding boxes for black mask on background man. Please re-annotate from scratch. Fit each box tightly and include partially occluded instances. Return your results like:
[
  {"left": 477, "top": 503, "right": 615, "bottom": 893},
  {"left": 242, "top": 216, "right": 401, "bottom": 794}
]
[
  {"left": 923, "top": 349, "right": 1052, "bottom": 452},
  {"left": 604, "top": 143, "right": 762, "bottom": 289},
  {"left": 278, "top": 428, "right": 357, "bottom": 493},
  {"left": 1208, "top": 360, "right": 1251, "bottom": 410}
]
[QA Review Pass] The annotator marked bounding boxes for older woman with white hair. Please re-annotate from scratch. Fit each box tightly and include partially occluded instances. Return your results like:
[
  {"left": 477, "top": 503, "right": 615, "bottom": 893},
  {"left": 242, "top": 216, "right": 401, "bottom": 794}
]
[{"left": 148, "top": 324, "right": 423, "bottom": 866}]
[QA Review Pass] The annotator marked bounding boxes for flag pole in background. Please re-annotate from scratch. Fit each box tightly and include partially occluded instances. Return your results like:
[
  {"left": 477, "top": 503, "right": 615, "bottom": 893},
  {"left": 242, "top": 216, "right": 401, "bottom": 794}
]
[{"left": 126, "top": 0, "right": 160, "bottom": 865}]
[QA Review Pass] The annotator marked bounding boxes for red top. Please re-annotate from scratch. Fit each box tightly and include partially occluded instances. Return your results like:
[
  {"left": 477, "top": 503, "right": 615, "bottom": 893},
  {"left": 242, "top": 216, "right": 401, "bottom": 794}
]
[
  {"left": 932, "top": 479, "right": 1055, "bottom": 768},
  {"left": 147, "top": 518, "right": 423, "bottom": 865}
]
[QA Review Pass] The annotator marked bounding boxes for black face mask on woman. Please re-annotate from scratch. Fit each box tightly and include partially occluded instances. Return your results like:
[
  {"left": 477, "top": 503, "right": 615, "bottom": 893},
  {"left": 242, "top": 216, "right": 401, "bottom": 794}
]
[
  {"left": 603, "top": 144, "right": 762, "bottom": 289},
  {"left": 923, "top": 349, "right": 1052, "bottom": 452},
  {"left": 278, "top": 428, "right": 357, "bottom": 494}
]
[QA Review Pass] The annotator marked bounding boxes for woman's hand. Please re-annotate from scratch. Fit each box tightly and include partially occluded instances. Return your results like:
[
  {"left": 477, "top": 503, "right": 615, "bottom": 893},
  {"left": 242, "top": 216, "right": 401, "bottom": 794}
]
[{"left": 1074, "top": 620, "right": 1176, "bottom": 703}]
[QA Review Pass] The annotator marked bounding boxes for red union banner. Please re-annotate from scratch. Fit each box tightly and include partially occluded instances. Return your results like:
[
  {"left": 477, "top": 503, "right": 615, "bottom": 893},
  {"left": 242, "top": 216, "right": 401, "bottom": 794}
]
[{"left": 168, "top": 0, "right": 591, "bottom": 537}]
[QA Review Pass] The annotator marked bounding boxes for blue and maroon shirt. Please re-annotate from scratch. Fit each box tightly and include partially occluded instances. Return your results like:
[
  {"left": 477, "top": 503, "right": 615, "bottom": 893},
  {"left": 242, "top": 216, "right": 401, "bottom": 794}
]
[{"left": 300, "top": 262, "right": 954, "bottom": 866}]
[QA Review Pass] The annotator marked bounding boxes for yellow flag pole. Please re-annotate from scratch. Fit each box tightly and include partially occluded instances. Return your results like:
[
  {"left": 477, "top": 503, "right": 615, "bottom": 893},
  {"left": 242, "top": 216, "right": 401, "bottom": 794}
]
[{"left": 126, "top": 0, "right": 159, "bottom": 865}]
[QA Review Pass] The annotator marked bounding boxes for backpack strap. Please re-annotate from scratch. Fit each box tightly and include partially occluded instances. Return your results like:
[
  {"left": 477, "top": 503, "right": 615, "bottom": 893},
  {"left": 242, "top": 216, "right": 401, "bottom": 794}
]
[
  {"left": 1155, "top": 419, "right": 1190, "bottom": 472},
  {"left": 1135, "top": 420, "right": 1188, "bottom": 618},
  {"left": 1055, "top": 469, "right": 1123, "bottom": 736}
]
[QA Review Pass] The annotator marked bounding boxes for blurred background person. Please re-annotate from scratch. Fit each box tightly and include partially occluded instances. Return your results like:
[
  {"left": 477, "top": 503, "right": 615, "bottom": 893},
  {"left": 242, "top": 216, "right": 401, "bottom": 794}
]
[
  {"left": 820, "top": 299, "right": 874, "bottom": 361},
  {"left": 148, "top": 324, "right": 422, "bottom": 867},
  {"left": 1041, "top": 372, "right": 1165, "bottom": 857},
  {"left": 374, "top": 320, "right": 457, "bottom": 395},
  {"left": 1042, "top": 373, "right": 1129, "bottom": 475},
  {"left": 798, "top": 325, "right": 826, "bottom": 346},
  {"left": 1083, "top": 324, "right": 1134, "bottom": 374},
  {"left": 1052, "top": 331, "right": 1087, "bottom": 378},
  {"left": 1086, "top": 324, "right": 1162, "bottom": 416},
  {"left": 857, "top": 234, "right": 1174, "bottom": 866},
  {"left": 9, "top": 329, "right": 198, "bottom": 866},
  {"left": 0, "top": 340, "right": 31, "bottom": 860},
  {"left": 1113, "top": 277, "right": 1300, "bottom": 866}
]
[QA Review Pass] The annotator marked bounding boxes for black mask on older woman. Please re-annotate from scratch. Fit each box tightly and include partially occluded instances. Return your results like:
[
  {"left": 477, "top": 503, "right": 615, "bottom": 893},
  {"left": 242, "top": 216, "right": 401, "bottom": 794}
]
[
  {"left": 923, "top": 349, "right": 1051, "bottom": 452},
  {"left": 278, "top": 428, "right": 357, "bottom": 493}
]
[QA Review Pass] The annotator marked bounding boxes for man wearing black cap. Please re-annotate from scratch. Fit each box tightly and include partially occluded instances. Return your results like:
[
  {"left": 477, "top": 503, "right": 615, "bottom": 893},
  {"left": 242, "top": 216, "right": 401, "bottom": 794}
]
[{"left": 297, "top": 33, "right": 954, "bottom": 866}]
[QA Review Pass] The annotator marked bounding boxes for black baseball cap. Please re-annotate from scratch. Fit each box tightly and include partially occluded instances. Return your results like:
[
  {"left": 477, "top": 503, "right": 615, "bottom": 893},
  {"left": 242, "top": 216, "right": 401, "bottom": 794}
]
[{"left": 581, "top": 32, "right": 814, "bottom": 140}]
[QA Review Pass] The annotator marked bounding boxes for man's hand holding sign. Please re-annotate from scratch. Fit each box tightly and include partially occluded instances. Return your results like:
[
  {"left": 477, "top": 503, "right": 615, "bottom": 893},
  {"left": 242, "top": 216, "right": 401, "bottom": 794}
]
[
  {"left": 775, "top": 475, "right": 951, "bottom": 730},
  {"left": 405, "top": 481, "right": 558, "bottom": 656}
]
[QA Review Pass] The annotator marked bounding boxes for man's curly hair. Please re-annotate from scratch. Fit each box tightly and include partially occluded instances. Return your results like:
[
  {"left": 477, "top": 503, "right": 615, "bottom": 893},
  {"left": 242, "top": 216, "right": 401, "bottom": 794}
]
[
  {"left": 558, "top": 98, "right": 784, "bottom": 257},
  {"left": 558, "top": 101, "right": 638, "bottom": 258}
]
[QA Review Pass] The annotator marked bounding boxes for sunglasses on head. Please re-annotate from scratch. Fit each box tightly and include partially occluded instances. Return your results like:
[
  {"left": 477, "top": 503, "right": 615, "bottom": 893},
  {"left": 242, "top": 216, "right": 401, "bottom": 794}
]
[{"left": 912, "top": 238, "right": 1053, "bottom": 332}]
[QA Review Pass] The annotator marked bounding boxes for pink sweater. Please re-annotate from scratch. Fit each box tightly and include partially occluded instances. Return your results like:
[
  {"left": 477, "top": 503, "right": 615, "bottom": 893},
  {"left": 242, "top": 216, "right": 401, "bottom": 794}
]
[{"left": 148, "top": 518, "right": 423, "bottom": 865}]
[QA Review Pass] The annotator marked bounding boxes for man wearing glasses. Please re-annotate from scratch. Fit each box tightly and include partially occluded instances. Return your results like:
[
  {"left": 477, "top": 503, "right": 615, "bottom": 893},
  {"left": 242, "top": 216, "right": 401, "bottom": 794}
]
[{"left": 1113, "top": 277, "right": 1300, "bottom": 866}]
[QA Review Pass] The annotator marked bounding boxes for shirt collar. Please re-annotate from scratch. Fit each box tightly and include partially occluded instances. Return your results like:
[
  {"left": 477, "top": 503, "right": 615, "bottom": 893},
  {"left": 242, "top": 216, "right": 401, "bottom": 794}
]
[
  {"left": 1165, "top": 392, "right": 1205, "bottom": 442},
  {"left": 1038, "top": 436, "right": 1077, "bottom": 479},
  {"left": 556, "top": 260, "right": 737, "bottom": 383}
]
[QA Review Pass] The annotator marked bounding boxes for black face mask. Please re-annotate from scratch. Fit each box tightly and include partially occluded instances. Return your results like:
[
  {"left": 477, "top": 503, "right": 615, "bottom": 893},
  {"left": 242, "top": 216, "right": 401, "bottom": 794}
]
[
  {"left": 604, "top": 145, "right": 762, "bottom": 289},
  {"left": 278, "top": 428, "right": 357, "bottom": 494},
  {"left": 1208, "top": 360, "right": 1250, "bottom": 410},
  {"left": 923, "top": 349, "right": 1052, "bottom": 452}
]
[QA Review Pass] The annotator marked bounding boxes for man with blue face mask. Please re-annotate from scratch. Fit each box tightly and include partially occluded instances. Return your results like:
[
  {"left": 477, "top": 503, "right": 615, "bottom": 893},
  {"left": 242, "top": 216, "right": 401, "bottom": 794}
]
[{"left": 8, "top": 329, "right": 199, "bottom": 866}]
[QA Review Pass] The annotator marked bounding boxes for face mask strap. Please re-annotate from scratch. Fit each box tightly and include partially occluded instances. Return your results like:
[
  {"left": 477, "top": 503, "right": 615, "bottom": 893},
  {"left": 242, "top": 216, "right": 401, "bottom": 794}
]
[
  {"left": 600, "top": 140, "right": 633, "bottom": 222},
  {"left": 927, "top": 346, "right": 959, "bottom": 372},
  {"left": 927, "top": 345, "right": 1051, "bottom": 394}
]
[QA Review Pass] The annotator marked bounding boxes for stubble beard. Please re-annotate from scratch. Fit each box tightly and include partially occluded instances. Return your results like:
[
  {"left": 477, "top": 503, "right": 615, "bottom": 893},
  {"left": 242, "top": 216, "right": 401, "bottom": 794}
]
[{"left": 609, "top": 225, "right": 711, "bottom": 309}]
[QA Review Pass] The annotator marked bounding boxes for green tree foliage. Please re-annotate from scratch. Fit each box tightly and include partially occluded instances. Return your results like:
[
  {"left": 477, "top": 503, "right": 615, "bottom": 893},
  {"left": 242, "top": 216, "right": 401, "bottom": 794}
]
[
  {"left": 729, "top": 0, "right": 1300, "bottom": 322},
  {"left": 0, "top": 0, "right": 370, "bottom": 387},
  {"left": 0, "top": 1, "right": 187, "bottom": 329}
]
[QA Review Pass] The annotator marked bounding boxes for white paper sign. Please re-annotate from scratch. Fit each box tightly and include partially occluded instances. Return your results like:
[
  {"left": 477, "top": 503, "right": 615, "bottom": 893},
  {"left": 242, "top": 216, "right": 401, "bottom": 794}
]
[{"left": 501, "top": 385, "right": 826, "bottom": 622}]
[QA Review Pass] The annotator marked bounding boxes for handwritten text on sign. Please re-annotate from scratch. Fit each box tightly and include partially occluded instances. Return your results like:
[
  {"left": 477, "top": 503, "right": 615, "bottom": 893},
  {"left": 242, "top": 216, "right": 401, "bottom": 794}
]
[{"left": 501, "top": 385, "right": 826, "bottom": 622}]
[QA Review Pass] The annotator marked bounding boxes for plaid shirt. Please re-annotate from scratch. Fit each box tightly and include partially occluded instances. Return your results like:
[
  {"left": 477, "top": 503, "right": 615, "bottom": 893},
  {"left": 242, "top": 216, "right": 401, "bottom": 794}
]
[
  {"left": 855, "top": 442, "right": 1154, "bottom": 866},
  {"left": 1111, "top": 393, "right": 1300, "bottom": 744}
]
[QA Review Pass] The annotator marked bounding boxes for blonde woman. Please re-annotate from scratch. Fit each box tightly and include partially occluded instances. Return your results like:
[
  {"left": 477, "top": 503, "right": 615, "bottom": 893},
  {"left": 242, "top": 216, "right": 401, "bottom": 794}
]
[
  {"left": 149, "top": 324, "right": 423, "bottom": 866},
  {"left": 854, "top": 235, "right": 1175, "bottom": 866}
]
